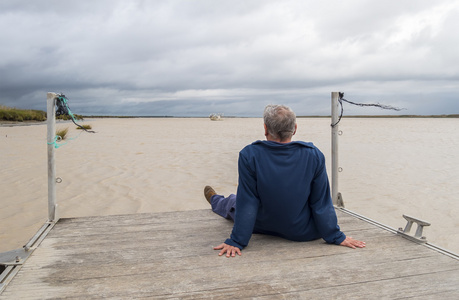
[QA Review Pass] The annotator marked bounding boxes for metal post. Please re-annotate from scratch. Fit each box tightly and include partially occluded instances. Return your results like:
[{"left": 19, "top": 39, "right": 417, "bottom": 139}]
[
  {"left": 331, "top": 92, "right": 340, "bottom": 206},
  {"left": 47, "top": 92, "right": 58, "bottom": 222}
]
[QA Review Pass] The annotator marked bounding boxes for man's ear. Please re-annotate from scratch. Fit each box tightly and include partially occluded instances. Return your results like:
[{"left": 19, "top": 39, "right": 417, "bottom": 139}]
[
  {"left": 293, "top": 124, "right": 297, "bottom": 135},
  {"left": 264, "top": 123, "right": 269, "bottom": 137}
]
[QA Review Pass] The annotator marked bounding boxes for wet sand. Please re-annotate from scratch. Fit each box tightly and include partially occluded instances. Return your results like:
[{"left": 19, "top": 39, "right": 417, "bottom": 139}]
[{"left": 1, "top": 117, "right": 458, "bottom": 253}]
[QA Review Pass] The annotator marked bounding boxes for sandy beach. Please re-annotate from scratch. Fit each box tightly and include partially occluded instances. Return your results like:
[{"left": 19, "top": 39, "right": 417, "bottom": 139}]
[{"left": 1, "top": 117, "right": 458, "bottom": 254}]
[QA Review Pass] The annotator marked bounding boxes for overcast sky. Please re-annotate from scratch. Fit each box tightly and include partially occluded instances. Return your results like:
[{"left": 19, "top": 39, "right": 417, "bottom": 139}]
[{"left": 1, "top": 0, "right": 458, "bottom": 117}]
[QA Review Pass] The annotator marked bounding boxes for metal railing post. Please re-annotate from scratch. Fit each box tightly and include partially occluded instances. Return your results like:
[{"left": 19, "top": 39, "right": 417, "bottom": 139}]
[
  {"left": 331, "top": 92, "right": 340, "bottom": 206},
  {"left": 46, "top": 92, "right": 58, "bottom": 222}
]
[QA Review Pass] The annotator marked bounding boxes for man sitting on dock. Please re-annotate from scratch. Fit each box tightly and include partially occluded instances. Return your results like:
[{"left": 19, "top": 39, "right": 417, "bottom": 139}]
[{"left": 204, "top": 104, "right": 365, "bottom": 257}]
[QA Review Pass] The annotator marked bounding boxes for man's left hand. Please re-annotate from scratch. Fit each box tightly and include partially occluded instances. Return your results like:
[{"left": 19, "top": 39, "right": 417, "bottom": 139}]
[
  {"left": 214, "top": 243, "right": 242, "bottom": 257},
  {"left": 340, "top": 236, "right": 366, "bottom": 249}
]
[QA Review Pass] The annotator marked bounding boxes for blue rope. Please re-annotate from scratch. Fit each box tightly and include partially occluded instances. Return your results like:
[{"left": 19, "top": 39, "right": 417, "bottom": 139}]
[
  {"left": 56, "top": 95, "right": 95, "bottom": 133},
  {"left": 47, "top": 135, "right": 67, "bottom": 149},
  {"left": 47, "top": 94, "right": 94, "bottom": 149},
  {"left": 47, "top": 130, "right": 84, "bottom": 149}
]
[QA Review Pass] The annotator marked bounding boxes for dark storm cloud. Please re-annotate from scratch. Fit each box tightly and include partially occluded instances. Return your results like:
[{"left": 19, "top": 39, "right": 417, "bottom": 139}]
[{"left": 1, "top": 0, "right": 458, "bottom": 116}]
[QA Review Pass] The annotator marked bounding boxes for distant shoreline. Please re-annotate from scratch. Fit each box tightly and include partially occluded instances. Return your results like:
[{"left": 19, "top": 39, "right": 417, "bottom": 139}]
[
  {"left": 0, "top": 120, "right": 47, "bottom": 127},
  {"left": 83, "top": 114, "right": 459, "bottom": 119},
  {"left": 298, "top": 114, "right": 459, "bottom": 118},
  {"left": 1, "top": 114, "right": 458, "bottom": 126},
  {"left": 2, "top": 104, "right": 458, "bottom": 122}
]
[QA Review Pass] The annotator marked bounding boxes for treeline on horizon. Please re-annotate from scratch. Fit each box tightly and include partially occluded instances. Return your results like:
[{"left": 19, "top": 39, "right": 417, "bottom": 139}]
[
  {"left": 0, "top": 105, "right": 83, "bottom": 122},
  {"left": 1, "top": 105, "right": 458, "bottom": 121}
]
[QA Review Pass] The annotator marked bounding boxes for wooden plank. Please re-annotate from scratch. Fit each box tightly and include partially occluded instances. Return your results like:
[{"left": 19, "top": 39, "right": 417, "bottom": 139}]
[{"left": 1, "top": 209, "right": 458, "bottom": 299}]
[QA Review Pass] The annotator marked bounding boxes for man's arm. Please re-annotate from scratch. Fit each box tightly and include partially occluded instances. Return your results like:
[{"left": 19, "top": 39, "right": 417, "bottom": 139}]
[
  {"left": 217, "top": 151, "right": 259, "bottom": 256},
  {"left": 308, "top": 155, "right": 345, "bottom": 244},
  {"left": 309, "top": 151, "right": 365, "bottom": 248}
]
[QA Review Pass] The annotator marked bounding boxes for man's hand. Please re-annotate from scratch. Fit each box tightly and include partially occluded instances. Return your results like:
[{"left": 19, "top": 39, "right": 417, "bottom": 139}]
[
  {"left": 340, "top": 236, "right": 366, "bottom": 249},
  {"left": 213, "top": 243, "right": 242, "bottom": 257}
]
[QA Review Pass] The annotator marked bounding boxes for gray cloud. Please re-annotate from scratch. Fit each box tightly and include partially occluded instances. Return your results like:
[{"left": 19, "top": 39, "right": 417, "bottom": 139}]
[{"left": 1, "top": 0, "right": 458, "bottom": 116}]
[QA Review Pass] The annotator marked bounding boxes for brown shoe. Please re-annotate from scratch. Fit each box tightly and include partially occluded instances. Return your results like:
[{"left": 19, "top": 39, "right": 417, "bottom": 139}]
[{"left": 204, "top": 186, "right": 216, "bottom": 204}]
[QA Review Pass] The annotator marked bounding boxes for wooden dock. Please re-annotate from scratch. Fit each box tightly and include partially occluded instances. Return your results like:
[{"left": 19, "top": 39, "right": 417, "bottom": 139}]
[{"left": 1, "top": 209, "right": 458, "bottom": 299}]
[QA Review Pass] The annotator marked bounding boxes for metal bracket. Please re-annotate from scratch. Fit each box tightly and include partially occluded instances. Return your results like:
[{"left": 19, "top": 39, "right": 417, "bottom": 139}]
[
  {"left": 397, "top": 214, "right": 430, "bottom": 243},
  {"left": 1, "top": 220, "right": 57, "bottom": 294},
  {"left": 0, "top": 248, "right": 29, "bottom": 267},
  {"left": 0, "top": 248, "right": 30, "bottom": 294},
  {"left": 337, "top": 192, "right": 345, "bottom": 208}
]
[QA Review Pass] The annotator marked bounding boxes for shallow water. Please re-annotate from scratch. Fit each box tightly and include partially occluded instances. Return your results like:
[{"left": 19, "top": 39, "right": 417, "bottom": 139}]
[{"left": 1, "top": 118, "right": 458, "bottom": 253}]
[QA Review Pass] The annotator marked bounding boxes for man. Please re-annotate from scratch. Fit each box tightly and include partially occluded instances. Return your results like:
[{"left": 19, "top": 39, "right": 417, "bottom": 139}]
[{"left": 205, "top": 104, "right": 365, "bottom": 258}]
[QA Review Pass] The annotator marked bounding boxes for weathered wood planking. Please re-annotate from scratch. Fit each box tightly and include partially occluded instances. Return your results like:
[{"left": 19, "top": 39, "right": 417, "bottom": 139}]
[{"left": 1, "top": 209, "right": 458, "bottom": 299}]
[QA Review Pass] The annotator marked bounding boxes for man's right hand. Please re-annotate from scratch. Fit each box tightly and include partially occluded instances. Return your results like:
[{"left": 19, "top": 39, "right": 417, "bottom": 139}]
[{"left": 213, "top": 243, "right": 242, "bottom": 257}]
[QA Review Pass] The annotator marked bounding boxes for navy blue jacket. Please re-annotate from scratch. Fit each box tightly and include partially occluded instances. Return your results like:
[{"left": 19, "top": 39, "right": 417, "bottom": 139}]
[{"left": 225, "top": 140, "right": 346, "bottom": 249}]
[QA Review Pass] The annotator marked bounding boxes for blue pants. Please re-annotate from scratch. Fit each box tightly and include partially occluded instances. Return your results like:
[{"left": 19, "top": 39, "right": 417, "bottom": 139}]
[{"left": 210, "top": 193, "right": 236, "bottom": 221}]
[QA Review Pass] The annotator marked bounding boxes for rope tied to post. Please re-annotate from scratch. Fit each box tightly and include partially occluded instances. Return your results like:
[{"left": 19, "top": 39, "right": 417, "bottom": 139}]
[
  {"left": 56, "top": 94, "right": 95, "bottom": 133},
  {"left": 48, "top": 94, "right": 95, "bottom": 149},
  {"left": 47, "top": 130, "right": 84, "bottom": 149},
  {"left": 47, "top": 135, "right": 67, "bottom": 149},
  {"left": 331, "top": 92, "right": 404, "bottom": 127}
]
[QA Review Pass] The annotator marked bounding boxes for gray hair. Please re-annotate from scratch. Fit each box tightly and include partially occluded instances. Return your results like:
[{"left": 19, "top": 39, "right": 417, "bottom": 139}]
[{"left": 263, "top": 104, "right": 296, "bottom": 141}]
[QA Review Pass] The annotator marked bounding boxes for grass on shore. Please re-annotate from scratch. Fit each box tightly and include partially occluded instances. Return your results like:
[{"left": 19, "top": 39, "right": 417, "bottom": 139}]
[
  {"left": 0, "top": 105, "right": 46, "bottom": 122},
  {"left": 76, "top": 124, "right": 92, "bottom": 130},
  {"left": 0, "top": 105, "right": 84, "bottom": 122},
  {"left": 56, "top": 127, "right": 69, "bottom": 140}
]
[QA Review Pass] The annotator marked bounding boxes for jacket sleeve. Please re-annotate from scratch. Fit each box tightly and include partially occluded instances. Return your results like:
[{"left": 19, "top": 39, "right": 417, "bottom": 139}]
[
  {"left": 224, "top": 151, "right": 259, "bottom": 249},
  {"left": 308, "top": 151, "right": 346, "bottom": 245}
]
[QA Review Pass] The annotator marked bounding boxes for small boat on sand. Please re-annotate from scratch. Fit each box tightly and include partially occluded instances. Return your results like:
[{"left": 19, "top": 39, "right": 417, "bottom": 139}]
[{"left": 209, "top": 113, "right": 223, "bottom": 121}]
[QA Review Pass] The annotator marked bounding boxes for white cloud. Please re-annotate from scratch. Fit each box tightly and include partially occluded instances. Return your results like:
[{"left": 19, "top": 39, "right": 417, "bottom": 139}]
[{"left": 1, "top": 0, "right": 458, "bottom": 116}]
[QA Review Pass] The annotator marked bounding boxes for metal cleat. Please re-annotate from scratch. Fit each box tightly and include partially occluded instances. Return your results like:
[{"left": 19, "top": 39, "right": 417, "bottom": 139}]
[
  {"left": 397, "top": 214, "right": 431, "bottom": 243},
  {"left": 337, "top": 192, "right": 345, "bottom": 208}
]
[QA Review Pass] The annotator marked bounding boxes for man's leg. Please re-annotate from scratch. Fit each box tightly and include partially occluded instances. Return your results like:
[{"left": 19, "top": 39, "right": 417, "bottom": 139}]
[
  {"left": 204, "top": 186, "right": 236, "bottom": 221},
  {"left": 210, "top": 193, "right": 236, "bottom": 221}
]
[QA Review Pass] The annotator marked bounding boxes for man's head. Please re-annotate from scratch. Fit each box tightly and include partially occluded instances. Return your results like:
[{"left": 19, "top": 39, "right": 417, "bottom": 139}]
[{"left": 263, "top": 104, "right": 297, "bottom": 143}]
